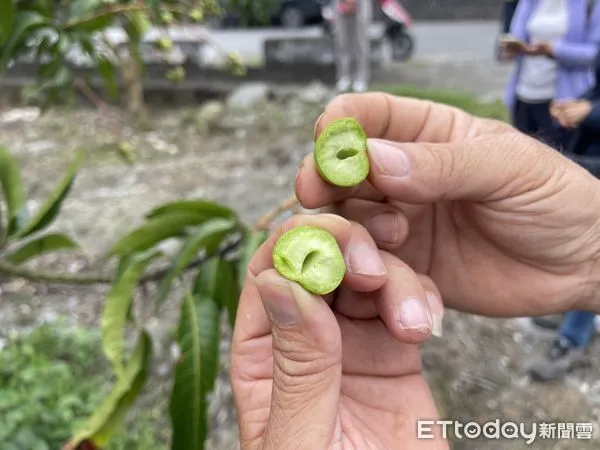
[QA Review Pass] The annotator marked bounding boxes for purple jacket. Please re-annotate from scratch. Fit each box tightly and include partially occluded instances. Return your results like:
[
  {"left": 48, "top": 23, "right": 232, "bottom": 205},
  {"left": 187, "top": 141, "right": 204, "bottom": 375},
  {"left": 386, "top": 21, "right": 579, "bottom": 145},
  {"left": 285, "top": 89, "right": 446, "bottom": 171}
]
[{"left": 504, "top": 0, "right": 600, "bottom": 108}]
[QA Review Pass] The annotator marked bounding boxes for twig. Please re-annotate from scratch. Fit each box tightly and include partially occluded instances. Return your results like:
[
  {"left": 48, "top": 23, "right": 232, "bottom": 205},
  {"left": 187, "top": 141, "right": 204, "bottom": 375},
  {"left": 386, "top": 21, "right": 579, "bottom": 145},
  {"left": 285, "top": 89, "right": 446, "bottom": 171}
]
[
  {"left": 0, "top": 236, "right": 242, "bottom": 286},
  {"left": 254, "top": 194, "right": 298, "bottom": 231}
]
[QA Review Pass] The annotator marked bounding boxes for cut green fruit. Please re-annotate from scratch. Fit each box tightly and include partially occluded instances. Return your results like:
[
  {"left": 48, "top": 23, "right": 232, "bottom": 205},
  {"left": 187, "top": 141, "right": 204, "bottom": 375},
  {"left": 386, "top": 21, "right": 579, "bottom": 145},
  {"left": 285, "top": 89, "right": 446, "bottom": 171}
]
[
  {"left": 314, "top": 117, "right": 369, "bottom": 187},
  {"left": 272, "top": 226, "right": 345, "bottom": 295}
]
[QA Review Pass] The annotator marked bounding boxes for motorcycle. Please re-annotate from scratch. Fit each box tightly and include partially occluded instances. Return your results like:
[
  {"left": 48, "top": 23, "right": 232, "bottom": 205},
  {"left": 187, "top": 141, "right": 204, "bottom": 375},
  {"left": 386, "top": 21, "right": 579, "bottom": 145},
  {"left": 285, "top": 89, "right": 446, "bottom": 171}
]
[{"left": 320, "top": 0, "right": 415, "bottom": 62}]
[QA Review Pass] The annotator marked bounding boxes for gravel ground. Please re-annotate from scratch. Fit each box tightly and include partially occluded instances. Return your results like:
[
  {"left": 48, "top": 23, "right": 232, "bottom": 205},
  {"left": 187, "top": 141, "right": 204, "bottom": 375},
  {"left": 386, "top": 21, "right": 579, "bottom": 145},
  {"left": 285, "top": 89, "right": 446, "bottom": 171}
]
[{"left": 1, "top": 60, "right": 599, "bottom": 449}]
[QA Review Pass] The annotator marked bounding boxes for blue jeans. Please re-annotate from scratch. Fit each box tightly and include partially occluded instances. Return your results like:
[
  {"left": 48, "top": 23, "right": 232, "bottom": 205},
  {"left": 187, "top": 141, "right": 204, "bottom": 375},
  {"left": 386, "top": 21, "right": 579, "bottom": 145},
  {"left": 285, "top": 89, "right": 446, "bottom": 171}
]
[{"left": 559, "top": 311, "right": 597, "bottom": 348}]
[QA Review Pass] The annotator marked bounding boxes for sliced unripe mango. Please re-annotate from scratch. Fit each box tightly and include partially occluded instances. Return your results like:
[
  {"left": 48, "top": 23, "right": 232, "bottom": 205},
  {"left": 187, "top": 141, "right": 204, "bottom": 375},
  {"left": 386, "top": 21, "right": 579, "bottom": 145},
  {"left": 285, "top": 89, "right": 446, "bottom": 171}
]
[
  {"left": 272, "top": 226, "right": 345, "bottom": 295},
  {"left": 314, "top": 118, "right": 369, "bottom": 187}
]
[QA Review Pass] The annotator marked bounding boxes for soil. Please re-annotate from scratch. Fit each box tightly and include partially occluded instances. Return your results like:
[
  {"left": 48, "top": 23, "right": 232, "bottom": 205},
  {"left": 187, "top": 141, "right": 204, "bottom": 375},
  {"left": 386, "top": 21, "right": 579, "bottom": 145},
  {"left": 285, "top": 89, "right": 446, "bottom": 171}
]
[{"left": 0, "top": 61, "right": 598, "bottom": 449}]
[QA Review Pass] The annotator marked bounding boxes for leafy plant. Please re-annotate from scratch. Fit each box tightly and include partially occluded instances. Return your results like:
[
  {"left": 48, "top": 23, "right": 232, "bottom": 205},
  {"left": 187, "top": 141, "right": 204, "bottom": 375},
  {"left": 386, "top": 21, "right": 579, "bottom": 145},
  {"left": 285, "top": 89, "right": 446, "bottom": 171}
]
[
  {"left": 0, "top": 0, "right": 254, "bottom": 111},
  {"left": 0, "top": 143, "right": 277, "bottom": 449},
  {"left": 0, "top": 321, "right": 163, "bottom": 450}
]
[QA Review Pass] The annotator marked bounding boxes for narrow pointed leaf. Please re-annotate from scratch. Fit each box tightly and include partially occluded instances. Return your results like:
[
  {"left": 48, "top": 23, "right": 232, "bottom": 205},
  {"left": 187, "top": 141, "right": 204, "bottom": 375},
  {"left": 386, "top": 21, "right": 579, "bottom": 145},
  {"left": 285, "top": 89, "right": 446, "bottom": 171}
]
[
  {"left": 156, "top": 218, "right": 236, "bottom": 305},
  {"left": 110, "top": 211, "right": 211, "bottom": 256},
  {"left": 68, "top": 331, "right": 152, "bottom": 449},
  {"left": 17, "top": 151, "right": 84, "bottom": 238},
  {"left": 102, "top": 249, "right": 161, "bottom": 378},
  {"left": 5, "top": 233, "right": 79, "bottom": 264},
  {"left": 169, "top": 293, "right": 220, "bottom": 450},
  {"left": 194, "top": 258, "right": 239, "bottom": 327},
  {"left": 0, "top": 11, "right": 50, "bottom": 72},
  {"left": 146, "top": 199, "right": 236, "bottom": 221},
  {"left": 236, "top": 229, "right": 269, "bottom": 287},
  {"left": 0, "top": 0, "right": 15, "bottom": 44},
  {"left": 68, "top": 0, "right": 101, "bottom": 19},
  {"left": 0, "top": 146, "right": 28, "bottom": 237}
]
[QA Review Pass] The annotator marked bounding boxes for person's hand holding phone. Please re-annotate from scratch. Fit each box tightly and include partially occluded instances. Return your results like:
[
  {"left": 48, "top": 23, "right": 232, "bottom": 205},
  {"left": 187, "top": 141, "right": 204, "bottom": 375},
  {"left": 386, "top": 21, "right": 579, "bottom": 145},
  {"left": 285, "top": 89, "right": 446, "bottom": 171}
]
[{"left": 499, "top": 36, "right": 527, "bottom": 60}]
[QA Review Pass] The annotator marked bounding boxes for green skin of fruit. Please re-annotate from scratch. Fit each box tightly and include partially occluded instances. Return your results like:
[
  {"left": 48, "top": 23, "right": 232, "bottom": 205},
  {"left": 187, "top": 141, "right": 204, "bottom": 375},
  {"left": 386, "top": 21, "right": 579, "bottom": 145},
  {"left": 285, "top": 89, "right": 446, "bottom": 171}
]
[
  {"left": 314, "top": 117, "right": 370, "bottom": 187},
  {"left": 272, "top": 226, "right": 346, "bottom": 295}
]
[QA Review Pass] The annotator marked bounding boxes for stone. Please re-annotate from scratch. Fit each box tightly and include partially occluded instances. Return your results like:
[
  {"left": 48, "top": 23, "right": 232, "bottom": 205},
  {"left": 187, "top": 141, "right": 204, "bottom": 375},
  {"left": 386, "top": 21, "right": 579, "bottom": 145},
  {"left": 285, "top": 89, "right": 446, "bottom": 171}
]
[
  {"left": 226, "top": 82, "right": 270, "bottom": 111},
  {"left": 297, "top": 81, "right": 331, "bottom": 104},
  {"left": 196, "top": 100, "right": 225, "bottom": 128}
]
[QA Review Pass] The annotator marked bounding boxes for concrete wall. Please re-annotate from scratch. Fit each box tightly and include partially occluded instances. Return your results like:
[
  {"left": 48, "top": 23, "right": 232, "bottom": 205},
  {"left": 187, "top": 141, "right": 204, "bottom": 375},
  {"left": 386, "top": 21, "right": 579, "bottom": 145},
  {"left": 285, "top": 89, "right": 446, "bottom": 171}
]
[{"left": 379, "top": 0, "right": 503, "bottom": 21}]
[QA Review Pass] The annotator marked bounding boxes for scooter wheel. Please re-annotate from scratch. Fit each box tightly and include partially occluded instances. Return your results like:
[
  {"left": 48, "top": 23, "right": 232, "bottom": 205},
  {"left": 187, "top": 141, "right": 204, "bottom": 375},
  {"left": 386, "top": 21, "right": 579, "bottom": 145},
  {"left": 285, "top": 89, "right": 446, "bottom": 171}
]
[{"left": 391, "top": 32, "right": 415, "bottom": 62}]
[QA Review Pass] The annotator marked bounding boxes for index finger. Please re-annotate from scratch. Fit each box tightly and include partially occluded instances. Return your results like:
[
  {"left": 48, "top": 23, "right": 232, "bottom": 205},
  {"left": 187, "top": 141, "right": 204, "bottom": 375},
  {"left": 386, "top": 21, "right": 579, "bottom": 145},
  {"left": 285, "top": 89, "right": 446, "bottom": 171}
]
[
  {"left": 299, "top": 93, "right": 475, "bottom": 208},
  {"left": 313, "top": 92, "right": 473, "bottom": 144}
]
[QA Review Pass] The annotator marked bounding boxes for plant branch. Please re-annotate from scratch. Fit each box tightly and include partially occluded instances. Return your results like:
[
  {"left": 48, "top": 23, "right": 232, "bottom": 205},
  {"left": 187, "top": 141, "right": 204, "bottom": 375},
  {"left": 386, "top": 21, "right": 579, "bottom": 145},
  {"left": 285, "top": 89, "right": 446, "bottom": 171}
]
[
  {"left": 0, "top": 235, "right": 242, "bottom": 286},
  {"left": 254, "top": 194, "right": 298, "bottom": 231}
]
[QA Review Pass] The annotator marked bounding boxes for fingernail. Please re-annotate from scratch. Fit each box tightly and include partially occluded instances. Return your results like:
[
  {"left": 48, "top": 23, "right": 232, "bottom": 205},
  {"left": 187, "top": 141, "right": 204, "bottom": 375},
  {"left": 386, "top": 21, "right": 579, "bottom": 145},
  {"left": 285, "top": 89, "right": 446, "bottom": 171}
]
[
  {"left": 364, "top": 212, "right": 400, "bottom": 244},
  {"left": 256, "top": 274, "right": 300, "bottom": 326},
  {"left": 313, "top": 112, "right": 326, "bottom": 140},
  {"left": 368, "top": 139, "right": 411, "bottom": 178},
  {"left": 347, "top": 243, "right": 387, "bottom": 276},
  {"left": 398, "top": 297, "right": 432, "bottom": 333},
  {"left": 426, "top": 291, "right": 444, "bottom": 337}
]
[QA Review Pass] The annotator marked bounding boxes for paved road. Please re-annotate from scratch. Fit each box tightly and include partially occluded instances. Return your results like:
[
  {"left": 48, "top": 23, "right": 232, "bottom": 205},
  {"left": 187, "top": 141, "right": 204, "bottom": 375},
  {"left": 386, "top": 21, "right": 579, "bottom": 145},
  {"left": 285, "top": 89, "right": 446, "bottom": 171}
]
[{"left": 201, "top": 20, "right": 502, "bottom": 64}]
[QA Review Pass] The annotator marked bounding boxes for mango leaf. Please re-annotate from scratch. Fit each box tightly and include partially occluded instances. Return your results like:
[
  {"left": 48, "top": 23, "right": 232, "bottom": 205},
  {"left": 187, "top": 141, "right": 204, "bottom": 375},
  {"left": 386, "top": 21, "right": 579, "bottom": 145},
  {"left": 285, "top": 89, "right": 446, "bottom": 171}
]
[
  {"left": 123, "top": 10, "right": 151, "bottom": 42},
  {"left": 68, "top": 0, "right": 102, "bottom": 19},
  {"left": 0, "top": 146, "right": 28, "bottom": 238},
  {"left": 0, "top": 0, "right": 15, "bottom": 44},
  {"left": 68, "top": 331, "right": 152, "bottom": 449},
  {"left": 16, "top": 151, "right": 84, "bottom": 238},
  {"left": 146, "top": 199, "right": 237, "bottom": 221},
  {"left": 194, "top": 258, "right": 239, "bottom": 327},
  {"left": 236, "top": 229, "right": 269, "bottom": 287},
  {"left": 4, "top": 233, "right": 79, "bottom": 264},
  {"left": 0, "top": 11, "right": 49, "bottom": 72},
  {"left": 110, "top": 211, "right": 213, "bottom": 256},
  {"left": 102, "top": 248, "right": 161, "bottom": 378},
  {"left": 68, "top": 14, "right": 115, "bottom": 33},
  {"left": 156, "top": 218, "right": 236, "bottom": 305},
  {"left": 169, "top": 293, "right": 220, "bottom": 450}
]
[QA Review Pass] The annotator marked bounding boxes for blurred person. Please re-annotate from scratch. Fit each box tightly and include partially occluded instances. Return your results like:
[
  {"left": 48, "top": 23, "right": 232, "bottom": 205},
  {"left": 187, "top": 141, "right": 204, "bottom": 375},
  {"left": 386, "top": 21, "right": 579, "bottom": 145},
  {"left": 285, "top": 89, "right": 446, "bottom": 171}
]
[
  {"left": 528, "top": 55, "right": 600, "bottom": 382},
  {"left": 500, "top": 0, "right": 600, "bottom": 149},
  {"left": 333, "top": 0, "right": 372, "bottom": 93},
  {"left": 231, "top": 93, "right": 600, "bottom": 449}
]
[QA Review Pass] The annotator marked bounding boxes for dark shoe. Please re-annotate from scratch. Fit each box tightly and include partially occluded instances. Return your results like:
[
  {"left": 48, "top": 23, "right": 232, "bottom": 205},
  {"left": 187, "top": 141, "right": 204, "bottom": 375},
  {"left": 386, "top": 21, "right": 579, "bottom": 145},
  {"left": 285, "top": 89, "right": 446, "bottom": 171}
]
[
  {"left": 529, "top": 337, "right": 586, "bottom": 382},
  {"left": 531, "top": 314, "right": 563, "bottom": 330}
]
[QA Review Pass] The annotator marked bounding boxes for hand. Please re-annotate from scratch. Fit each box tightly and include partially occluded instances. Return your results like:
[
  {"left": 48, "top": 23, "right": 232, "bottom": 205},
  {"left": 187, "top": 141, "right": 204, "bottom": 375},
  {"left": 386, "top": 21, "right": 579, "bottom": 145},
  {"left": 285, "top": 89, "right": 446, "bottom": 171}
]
[
  {"left": 498, "top": 38, "right": 526, "bottom": 60},
  {"left": 231, "top": 214, "right": 447, "bottom": 449},
  {"left": 562, "top": 100, "right": 593, "bottom": 128},
  {"left": 297, "top": 93, "right": 600, "bottom": 317},
  {"left": 524, "top": 41, "right": 554, "bottom": 57}
]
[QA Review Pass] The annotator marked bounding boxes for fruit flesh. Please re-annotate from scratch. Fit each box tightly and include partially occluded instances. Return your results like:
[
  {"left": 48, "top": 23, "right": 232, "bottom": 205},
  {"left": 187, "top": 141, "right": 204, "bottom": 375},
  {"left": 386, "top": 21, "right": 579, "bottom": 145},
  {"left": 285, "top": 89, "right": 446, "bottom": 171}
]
[
  {"left": 272, "top": 226, "right": 345, "bottom": 295},
  {"left": 314, "top": 118, "right": 369, "bottom": 187}
]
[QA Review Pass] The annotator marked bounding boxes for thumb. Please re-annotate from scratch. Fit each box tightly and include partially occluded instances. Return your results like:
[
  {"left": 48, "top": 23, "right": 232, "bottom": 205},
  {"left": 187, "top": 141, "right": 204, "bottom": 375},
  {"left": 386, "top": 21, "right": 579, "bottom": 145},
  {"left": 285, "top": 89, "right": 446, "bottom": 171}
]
[
  {"left": 365, "top": 132, "right": 584, "bottom": 204},
  {"left": 255, "top": 269, "right": 341, "bottom": 449}
]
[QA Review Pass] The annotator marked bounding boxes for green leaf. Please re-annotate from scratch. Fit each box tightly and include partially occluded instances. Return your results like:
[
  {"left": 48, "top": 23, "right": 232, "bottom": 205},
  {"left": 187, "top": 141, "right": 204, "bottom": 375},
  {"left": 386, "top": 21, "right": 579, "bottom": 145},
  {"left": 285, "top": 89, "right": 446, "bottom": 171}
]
[
  {"left": 101, "top": 249, "right": 161, "bottom": 378},
  {"left": 123, "top": 10, "right": 151, "bottom": 43},
  {"left": 110, "top": 211, "right": 213, "bottom": 256},
  {"left": 194, "top": 258, "right": 239, "bottom": 327},
  {"left": 146, "top": 199, "right": 237, "bottom": 221},
  {"left": 237, "top": 229, "right": 269, "bottom": 287},
  {"left": 69, "top": 14, "right": 115, "bottom": 33},
  {"left": 68, "top": 0, "right": 102, "bottom": 19},
  {"left": 169, "top": 293, "right": 220, "bottom": 450},
  {"left": 0, "top": 146, "right": 28, "bottom": 238},
  {"left": 69, "top": 330, "right": 152, "bottom": 449},
  {"left": 97, "top": 55, "right": 118, "bottom": 98},
  {"left": 4, "top": 233, "right": 79, "bottom": 264},
  {"left": 156, "top": 218, "right": 236, "bottom": 305},
  {"left": 0, "top": 11, "right": 49, "bottom": 72},
  {"left": 0, "top": 0, "right": 15, "bottom": 44},
  {"left": 16, "top": 151, "right": 84, "bottom": 238}
]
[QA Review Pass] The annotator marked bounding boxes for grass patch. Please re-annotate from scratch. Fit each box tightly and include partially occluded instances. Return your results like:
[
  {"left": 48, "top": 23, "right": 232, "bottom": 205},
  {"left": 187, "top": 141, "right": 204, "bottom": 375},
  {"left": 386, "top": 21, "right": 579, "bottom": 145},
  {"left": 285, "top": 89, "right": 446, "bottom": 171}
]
[
  {"left": 376, "top": 84, "right": 509, "bottom": 121},
  {"left": 0, "top": 321, "right": 165, "bottom": 450}
]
